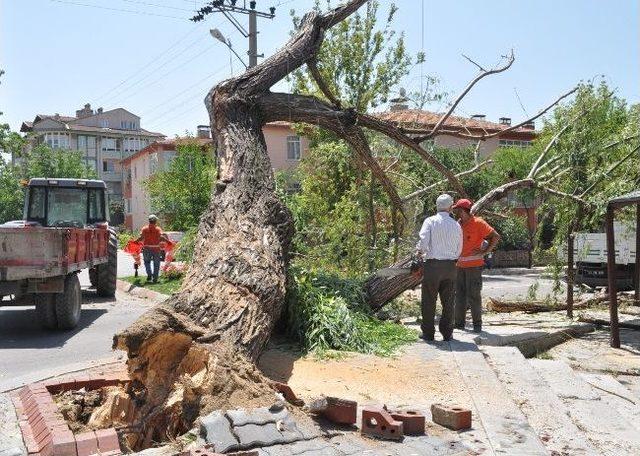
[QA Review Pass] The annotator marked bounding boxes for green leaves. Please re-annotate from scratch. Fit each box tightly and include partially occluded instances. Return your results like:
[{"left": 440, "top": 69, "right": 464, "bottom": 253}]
[
  {"left": 290, "top": 0, "right": 412, "bottom": 112},
  {"left": 0, "top": 143, "right": 97, "bottom": 223},
  {"left": 286, "top": 266, "right": 417, "bottom": 356},
  {"left": 145, "top": 140, "right": 215, "bottom": 231}
]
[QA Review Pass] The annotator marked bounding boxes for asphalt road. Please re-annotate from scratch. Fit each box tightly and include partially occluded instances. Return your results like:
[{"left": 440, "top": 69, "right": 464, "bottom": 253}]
[{"left": 0, "top": 251, "right": 154, "bottom": 392}]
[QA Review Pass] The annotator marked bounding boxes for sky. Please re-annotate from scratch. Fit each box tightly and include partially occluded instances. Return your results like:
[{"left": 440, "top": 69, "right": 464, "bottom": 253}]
[{"left": 1, "top": 0, "right": 638, "bottom": 138}]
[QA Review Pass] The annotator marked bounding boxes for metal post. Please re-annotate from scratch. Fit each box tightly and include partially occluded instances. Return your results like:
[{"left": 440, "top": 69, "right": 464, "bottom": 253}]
[
  {"left": 606, "top": 204, "right": 620, "bottom": 348},
  {"left": 636, "top": 204, "right": 640, "bottom": 303},
  {"left": 567, "top": 231, "right": 574, "bottom": 318},
  {"left": 248, "top": 9, "right": 257, "bottom": 68}
]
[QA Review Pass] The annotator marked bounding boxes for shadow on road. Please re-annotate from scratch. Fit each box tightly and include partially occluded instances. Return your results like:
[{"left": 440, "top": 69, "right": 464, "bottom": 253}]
[{"left": 0, "top": 305, "right": 107, "bottom": 349}]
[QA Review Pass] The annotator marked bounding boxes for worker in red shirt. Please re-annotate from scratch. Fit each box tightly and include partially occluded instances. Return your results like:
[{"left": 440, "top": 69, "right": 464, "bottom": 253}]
[
  {"left": 135, "top": 214, "right": 169, "bottom": 283},
  {"left": 452, "top": 199, "right": 501, "bottom": 332}
]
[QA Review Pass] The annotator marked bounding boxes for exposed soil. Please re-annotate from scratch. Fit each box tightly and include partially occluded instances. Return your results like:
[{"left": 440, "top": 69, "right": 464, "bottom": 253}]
[
  {"left": 258, "top": 339, "right": 475, "bottom": 411},
  {"left": 54, "top": 388, "right": 104, "bottom": 433}
]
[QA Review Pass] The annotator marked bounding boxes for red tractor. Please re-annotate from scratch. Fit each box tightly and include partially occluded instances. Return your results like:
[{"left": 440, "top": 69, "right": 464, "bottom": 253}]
[{"left": 0, "top": 178, "right": 117, "bottom": 330}]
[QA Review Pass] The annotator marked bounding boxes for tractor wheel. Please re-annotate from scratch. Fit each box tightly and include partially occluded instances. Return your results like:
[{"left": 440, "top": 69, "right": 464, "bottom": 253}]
[
  {"left": 55, "top": 274, "right": 82, "bottom": 330},
  {"left": 96, "top": 232, "right": 117, "bottom": 297},
  {"left": 89, "top": 267, "right": 97, "bottom": 287},
  {"left": 35, "top": 294, "right": 57, "bottom": 329}
]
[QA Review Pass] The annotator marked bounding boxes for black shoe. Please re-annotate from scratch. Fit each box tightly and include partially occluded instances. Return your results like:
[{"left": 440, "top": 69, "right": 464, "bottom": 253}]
[
  {"left": 420, "top": 334, "right": 435, "bottom": 341},
  {"left": 442, "top": 334, "right": 454, "bottom": 341},
  {"left": 472, "top": 325, "right": 482, "bottom": 333}
]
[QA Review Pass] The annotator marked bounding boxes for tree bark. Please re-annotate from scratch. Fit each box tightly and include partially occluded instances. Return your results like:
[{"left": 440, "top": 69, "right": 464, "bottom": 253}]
[{"left": 363, "top": 255, "right": 422, "bottom": 310}]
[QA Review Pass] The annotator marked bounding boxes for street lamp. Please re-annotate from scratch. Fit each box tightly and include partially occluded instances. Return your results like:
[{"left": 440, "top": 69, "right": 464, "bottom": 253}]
[{"left": 210, "top": 28, "right": 248, "bottom": 70}]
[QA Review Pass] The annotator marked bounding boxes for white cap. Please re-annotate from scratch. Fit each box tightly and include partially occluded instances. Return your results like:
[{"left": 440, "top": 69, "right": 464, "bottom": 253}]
[
  {"left": 148, "top": 214, "right": 158, "bottom": 222},
  {"left": 436, "top": 194, "right": 454, "bottom": 211}
]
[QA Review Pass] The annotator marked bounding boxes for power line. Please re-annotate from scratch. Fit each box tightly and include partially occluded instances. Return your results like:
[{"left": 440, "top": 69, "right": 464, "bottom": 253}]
[
  {"left": 49, "top": 0, "right": 187, "bottom": 20},
  {"left": 142, "top": 66, "right": 228, "bottom": 122},
  {"left": 100, "top": 20, "right": 235, "bottom": 107},
  {"left": 94, "top": 23, "right": 205, "bottom": 102},
  {"left": 119, "top": 0, "right": 196, "bottom": 12},
  {"left": 99, "top": 36, "right": 214, "bottom": 106},
  {"left": 104, "top": 24, "right": 238, "bottom": 108}
]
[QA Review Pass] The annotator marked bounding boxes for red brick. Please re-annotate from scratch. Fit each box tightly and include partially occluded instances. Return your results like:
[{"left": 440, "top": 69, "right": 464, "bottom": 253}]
[
  {"left": 51, "top": 429, "right": 76, "bottom": 456},
  {"left": 271, "top": 381, "right": 304, "bottom": 406},
  {"left": 38, "top": 440, "right": 54, "bottom": 456},
  {"left": 321, "top": 397, "right": 357, "bottom": 425},
  {"left": 430, "top": 404, "right": 471, "bottom": 430},
  {"left": 361, "top": 407, "right": 403, "bottom": 441},
  {"left": 388, "top": 410, "right": 426, "bottom": 435},
  {"left": 95, "top": 428, "right": 121, "bottom": 454},
  {"left": 75, "top": 431, "right": 99, "bottom": 456}
]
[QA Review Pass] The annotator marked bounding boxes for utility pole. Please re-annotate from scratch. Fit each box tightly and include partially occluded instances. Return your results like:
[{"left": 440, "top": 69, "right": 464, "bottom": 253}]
[{"left": 192, "top": 1, "right": 276, "bottom": 68}]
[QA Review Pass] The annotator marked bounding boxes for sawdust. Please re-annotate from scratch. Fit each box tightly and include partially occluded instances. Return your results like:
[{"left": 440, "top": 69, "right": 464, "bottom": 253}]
[{"left": 258, "top": 341, "right": 475, "bottom": 411}]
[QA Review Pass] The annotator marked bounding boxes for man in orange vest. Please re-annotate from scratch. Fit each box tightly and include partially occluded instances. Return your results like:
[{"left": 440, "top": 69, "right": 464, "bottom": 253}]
[
  {"left": 136, "top": 214, "right": 169, "bottom": 283},
  {"left": 452, "top": 199, "right": 501, "bottom": 332}
]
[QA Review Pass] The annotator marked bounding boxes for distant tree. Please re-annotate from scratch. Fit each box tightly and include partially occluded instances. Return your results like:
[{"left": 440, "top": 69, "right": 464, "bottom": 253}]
[
  {"left": 145, "top": 140, "right": 214, "bottom": 231},
  {"left": 0, "top": 143, "right": 97, "bottom": 223}
]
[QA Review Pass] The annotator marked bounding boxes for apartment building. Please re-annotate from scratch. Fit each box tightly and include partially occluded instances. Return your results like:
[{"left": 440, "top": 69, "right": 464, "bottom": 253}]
[{"left": 20, "top": 103, "right": 165, "bottom": 200}]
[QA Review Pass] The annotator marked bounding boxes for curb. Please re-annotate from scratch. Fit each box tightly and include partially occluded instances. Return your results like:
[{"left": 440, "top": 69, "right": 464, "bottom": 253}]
[
  {"left": 116, "top": 279, "right": 169, "bottom": 301},
  {"left": 483, "top": 267, "right": 547, "bottom": 276}
]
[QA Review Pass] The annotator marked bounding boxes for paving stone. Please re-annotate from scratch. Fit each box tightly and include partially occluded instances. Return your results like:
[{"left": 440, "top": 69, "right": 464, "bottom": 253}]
[
  {"left": 234, "top": 423, "right": 284, "bottom": 447},
  {"left": 226, "top": 407, "right": 289, "bottom": 426},
  {"left": 529, "top": 359, "right": 600, "bottom": 400},
  {"left": 482, "top": 346, "right": 599, "bottom": 455},
  {"left": 200, "top": 411, "right": 239, "bottom": 453},
  {"left": 449, "top": 340, "right": 548, "bottom": 455},
  {"left": 531, "top": 359, "right": 640, "bottom": 455}
]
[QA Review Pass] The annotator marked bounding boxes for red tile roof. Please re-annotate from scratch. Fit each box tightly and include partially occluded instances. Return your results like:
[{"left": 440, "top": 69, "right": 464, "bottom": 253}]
[{"left": 374, "top": 109, "right": 535, "bottom": 136}]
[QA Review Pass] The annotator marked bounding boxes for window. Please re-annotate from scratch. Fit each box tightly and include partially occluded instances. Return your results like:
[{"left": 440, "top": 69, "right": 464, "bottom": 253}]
[
  {"left": 120, "top": 120, "right": 137, "bottom": 130},
  {"left": 102, "top": 160, "right": 115, "bottom": 172},
  {"left": 100, "top": 119, "right": 109, "bottom": 128},
  {"left": 86, "top": 158, "right": 98, "bottom": 171},
  {"left": 77, "top": 135, "right": 97, "bottom": 158},
  {"left": 88, "top": 188, "right": 105, "bottom": 222},
  {"left": 47, "top": 188, "right": 88, "bottom": 227},
  {"left": 44, "top": 132, "right": 70, "bottom": 149},
  {"left": 286, "top": 135, "right": 301, "bottom": 160},
  {"left": 27, "top": 187, "right": 46, "bottom": 222},
  {"left": 499, "top": 139, "right": 532, "bottom": 148},
  {"left": 101, "top": 137, "right": 118, "bottom": 151},
  {"left": 134, "top": 165, "right": 137, "bottom": 179}
]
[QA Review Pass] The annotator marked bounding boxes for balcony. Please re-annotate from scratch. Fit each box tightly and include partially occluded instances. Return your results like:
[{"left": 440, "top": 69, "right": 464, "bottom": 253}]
[
  {"left": 99, "top": 171, "right": 122, "bottom": 182},
  {"left": 100, "top": 149, "right": 123, "bottom": 160}
]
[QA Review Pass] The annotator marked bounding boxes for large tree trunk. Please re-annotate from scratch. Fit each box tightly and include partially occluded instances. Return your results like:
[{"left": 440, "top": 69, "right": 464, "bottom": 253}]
[
  {"left": 111, "top": 1, "right": 371, "bottom": 449},
  {"left": 363, "top": 255, "right": 422, "bottom": 310},
  {"left": 112, "top": 92, "right": 294, "bottom": 448}
]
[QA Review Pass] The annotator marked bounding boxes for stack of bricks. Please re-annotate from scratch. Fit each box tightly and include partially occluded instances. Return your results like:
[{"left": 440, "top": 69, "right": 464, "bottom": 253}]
[{"left": 10, "top": 365, "right": 129, "bottom": 456}]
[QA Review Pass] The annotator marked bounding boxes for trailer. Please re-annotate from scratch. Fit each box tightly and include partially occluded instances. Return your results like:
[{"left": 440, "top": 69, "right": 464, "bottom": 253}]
[
  {"left": 0, "top": 178, "right": 117, "bottom": 329},
  {"left": 560, "top": 222, "right": 636, "bottom": 290}
]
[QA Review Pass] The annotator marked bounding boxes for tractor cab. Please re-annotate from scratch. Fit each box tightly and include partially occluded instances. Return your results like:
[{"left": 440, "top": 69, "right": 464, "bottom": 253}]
[{"left": 23, "top": 178, "right": 109, "bottom": 228}]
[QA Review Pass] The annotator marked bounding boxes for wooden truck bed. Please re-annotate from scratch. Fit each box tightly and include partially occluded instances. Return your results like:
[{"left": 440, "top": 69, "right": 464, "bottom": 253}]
[{"left": 0, "top": 227, "right": 110, "bottom": 282}]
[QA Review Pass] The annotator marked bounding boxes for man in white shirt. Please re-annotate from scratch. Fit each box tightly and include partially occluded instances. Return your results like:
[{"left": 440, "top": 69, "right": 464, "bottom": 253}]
[{"left": 415, "top": 194, "right": 463, "bottom": 341}]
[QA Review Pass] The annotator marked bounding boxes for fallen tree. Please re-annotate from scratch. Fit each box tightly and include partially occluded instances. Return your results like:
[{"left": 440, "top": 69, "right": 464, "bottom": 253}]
[
  {"left": 109, "top": 0, "right": 637, "bottom": 447},
  {"left": 486, "top": 296, "right": 607, "bottom": 313}
]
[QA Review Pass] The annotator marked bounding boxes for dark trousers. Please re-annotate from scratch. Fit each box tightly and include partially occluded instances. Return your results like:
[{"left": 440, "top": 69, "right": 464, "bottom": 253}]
[
  {"left": 455, "top": 266, "right": 484, "bottom": 328},
  {"left": 421, "top": 259, "right": 457, "bottom": 339},
  {"left": 142, "top": 248, "right": 161, "bottom": 281}
]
